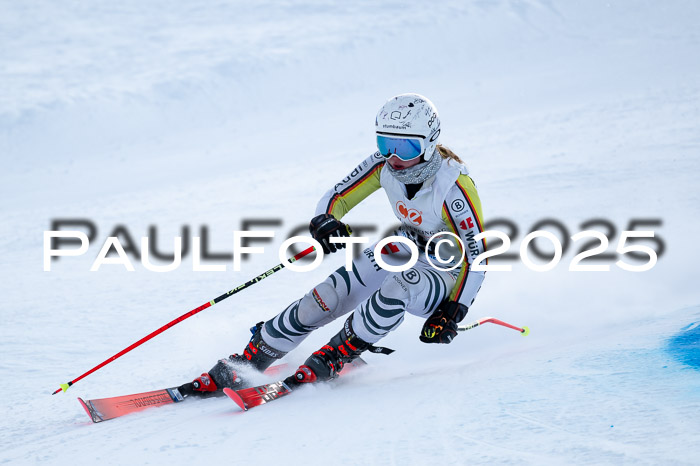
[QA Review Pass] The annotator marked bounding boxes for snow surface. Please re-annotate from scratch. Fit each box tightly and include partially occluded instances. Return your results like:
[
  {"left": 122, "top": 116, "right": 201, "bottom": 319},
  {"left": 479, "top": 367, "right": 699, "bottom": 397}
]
[{"left": 1, "top": 0, "right": 700, "bottom": 464}]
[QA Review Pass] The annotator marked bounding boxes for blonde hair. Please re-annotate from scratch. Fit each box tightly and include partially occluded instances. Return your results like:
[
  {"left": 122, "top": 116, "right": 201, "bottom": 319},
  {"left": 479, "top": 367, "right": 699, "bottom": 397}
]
[{"left": 437, "top": 144, "right": 464, "bottom": 164}]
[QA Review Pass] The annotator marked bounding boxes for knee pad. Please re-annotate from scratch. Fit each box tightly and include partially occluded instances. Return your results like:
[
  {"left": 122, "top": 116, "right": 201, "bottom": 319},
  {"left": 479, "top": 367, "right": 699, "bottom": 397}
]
[{"left": 297, "top": 282, "right": 340, "bottom": 325}]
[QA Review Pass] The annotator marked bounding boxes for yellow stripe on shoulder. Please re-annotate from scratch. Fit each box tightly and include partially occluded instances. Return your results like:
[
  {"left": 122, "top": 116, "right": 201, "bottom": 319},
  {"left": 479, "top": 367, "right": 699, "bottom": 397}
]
[{"left": 455, "top": 174, "right": 484, "bottom": 229}]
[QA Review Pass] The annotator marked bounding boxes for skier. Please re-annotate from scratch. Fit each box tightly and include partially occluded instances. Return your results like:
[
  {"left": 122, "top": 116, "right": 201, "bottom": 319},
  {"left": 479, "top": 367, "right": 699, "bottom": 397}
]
[{"left": 181, "top": 93, "right": 486, "bottom": 394}]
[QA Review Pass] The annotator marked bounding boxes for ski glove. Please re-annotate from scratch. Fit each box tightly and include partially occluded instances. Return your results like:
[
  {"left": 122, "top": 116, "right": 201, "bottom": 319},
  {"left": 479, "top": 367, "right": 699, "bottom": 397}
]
[
  {"left": 420, "top": 300, "right": 469, "bottom": 344},
  {"left": 309, "top": 214, "right": 352, "bottom": 255}
]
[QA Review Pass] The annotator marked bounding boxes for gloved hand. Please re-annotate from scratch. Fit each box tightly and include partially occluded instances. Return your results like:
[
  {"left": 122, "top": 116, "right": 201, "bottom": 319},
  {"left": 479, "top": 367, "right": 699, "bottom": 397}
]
[
  {"left": 419, "top": 300, "right": 469, "bottom": 344},
  {"left": 309, "top": 214, "right": 352, "bottom": 254}
]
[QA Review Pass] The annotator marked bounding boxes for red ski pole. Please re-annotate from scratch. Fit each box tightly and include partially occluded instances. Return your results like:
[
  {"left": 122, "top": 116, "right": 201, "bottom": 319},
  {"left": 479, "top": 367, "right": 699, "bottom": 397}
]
[
  {"left": 51, "top": 246, "right": 316, "bottom": 395},
  {"left": 458, "top": 317, "right": 530, "bottom": 336}
]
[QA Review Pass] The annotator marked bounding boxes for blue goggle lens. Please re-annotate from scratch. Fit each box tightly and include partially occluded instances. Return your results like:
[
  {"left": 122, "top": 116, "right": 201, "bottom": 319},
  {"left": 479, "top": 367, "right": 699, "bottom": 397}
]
[{"left": 377, "top": 135, "right": 424, "bottom": 161}]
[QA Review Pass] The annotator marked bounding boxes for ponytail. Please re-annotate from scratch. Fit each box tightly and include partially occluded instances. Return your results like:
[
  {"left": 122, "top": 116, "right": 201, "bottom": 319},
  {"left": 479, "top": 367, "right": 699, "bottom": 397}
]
[{"left": 437, "top": 144, "right": 464, "bottom": 164}]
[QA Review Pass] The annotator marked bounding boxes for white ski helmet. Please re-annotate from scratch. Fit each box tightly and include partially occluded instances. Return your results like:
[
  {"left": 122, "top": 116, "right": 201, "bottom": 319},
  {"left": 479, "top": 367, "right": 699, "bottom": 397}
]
[{"left": 375, "top": 93, "right": 441, "bottom": 161}]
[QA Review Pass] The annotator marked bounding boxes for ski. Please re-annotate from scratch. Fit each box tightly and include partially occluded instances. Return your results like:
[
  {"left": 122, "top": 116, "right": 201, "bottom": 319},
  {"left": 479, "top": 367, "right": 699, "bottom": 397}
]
[
  {"left": 78, "top": 386, "right": 191, "bottom": 423},
  {"left": 224, "top": 380, "right": 295, "bottom": 411},
  {"left": 224, "top": 358, "right": 367, "bottom": 411},
  {"left": 77, "top": 363, "right": 289, "bottom": 423}
]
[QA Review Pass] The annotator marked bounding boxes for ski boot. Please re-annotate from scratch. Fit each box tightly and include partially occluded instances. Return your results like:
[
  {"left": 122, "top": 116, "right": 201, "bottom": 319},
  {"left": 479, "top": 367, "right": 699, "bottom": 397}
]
[
  {"left": 292, "top": 316, "right": 371, "bottom": 384},
  {"left": 179, "top": 321, "right": 287, "bottom": 396}
]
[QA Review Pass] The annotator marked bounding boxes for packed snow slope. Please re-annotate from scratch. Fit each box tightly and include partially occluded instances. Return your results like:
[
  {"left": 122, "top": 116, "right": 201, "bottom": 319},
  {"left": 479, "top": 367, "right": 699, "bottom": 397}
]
[{"left": 1, "top": 1, "right": 699, "bottom": 464}]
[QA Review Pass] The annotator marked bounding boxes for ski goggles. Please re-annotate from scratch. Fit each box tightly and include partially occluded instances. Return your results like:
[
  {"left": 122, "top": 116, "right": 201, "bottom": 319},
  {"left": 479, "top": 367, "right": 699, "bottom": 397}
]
[{"left": 376, "top": 133, "right": 425, "bottom": 161}]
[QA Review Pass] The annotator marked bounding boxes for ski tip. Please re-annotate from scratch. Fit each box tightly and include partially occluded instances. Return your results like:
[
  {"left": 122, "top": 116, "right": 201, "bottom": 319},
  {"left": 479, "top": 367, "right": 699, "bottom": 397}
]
[
  {"left": 77, "top": 397, "right": 98, "bottom": 423},
  {"left": 223, "top": 387, "right": 247, "bottom": 411},
  {"left": 352, "top": 356, "right": 368, "bottom": 367},
  {"left": 520, "top": 326, "right": 530, "bottom": 337}
]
